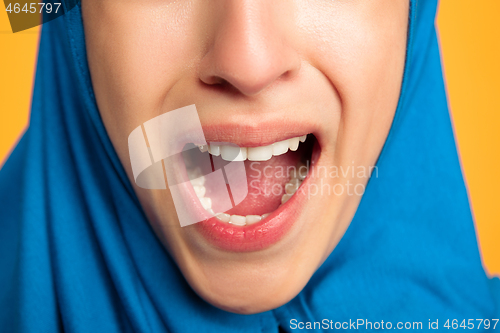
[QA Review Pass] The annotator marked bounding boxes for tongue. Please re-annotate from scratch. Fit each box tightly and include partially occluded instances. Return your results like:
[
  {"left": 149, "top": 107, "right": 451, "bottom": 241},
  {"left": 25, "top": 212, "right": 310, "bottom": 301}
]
[{"left": 206, "top": 150, "right": 302, "bottom": 216}]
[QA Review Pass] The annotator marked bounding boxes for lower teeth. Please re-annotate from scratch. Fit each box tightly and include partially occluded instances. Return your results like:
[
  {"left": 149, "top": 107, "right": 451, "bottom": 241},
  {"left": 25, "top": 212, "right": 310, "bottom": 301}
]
[{"left": 189, "top": 161, "right": 307, "bottom": 227}]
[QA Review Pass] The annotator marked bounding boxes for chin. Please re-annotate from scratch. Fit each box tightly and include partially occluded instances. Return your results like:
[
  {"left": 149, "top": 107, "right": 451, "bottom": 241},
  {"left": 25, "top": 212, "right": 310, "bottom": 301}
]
[{"left": 178, "top": 237, "right": 317, "bottom": 315}]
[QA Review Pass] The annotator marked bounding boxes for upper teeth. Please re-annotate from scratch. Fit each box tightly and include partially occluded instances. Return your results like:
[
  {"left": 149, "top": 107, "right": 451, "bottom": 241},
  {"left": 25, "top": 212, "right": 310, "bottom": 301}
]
[{"left": 198, "top": 134, "right": 307, "bottom": 161}]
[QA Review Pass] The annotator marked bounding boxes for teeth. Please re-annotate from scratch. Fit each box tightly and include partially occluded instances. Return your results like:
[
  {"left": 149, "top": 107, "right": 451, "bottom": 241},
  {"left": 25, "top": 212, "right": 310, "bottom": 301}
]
[
  {"left": 280, "top": 171, "right": 304, "bottom": 205},
  {"left": 221, "top": 145, "right": 247, "bottom": 161},
  {"left": 198, "top": 144, "right": 208, "bottom": 153},
  {"left": 215, "top": 213, "right": 231, "bottom": 222},
  {"left": 247, "top": 145, "right": 273, "bottom": 161},
  {"left": 272, "top": 139, "right": 289, "bottom": 156},
  {"left": 297, "top": 170, "right": 307, "bottom": 180},
  {"left": 289, "top": 137, "right": 300, "bottom": 151},
  {"left": 190, "top": 175, "right": 205, "bottom": 186},
  {"left": 229, "top": 215, "right": 247, "bottom": 226},
  {"left": 203, "top": 135, "right": 308, "bottom": 161},
  {"left": 289, "top": 163, "right": 307, "bottom": 180},
  {"left": 188, "top": 167, "right": 202, "bottom": 179},
  {"left": 285, "top": 178, "right": 300, "bottom": 195},
  {"left": 245, "top": 215, "right": 262, "bottom": 225},
  {"left": 281, "top": 194, "right": 292, "bottom": 204},
  {"left": 219, "top": 213, "right": 269, "bottom": 226},
  {"left": 215, "top": 212, "right": 267, "bottom": 225},
  {"left": 208, "top": 143, "right": 221, "bottom": 156},
  {"left": 199, "top": 197, "right": 212, "bottom": 210},
  {"left": 193, "top": 185, "right": 206, "bottom": 198}
]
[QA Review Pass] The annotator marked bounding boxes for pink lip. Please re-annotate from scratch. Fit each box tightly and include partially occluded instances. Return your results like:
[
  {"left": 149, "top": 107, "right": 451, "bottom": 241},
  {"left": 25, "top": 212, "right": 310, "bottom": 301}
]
[
  {"left": 201, "top": 120, "right": 319, "bottom": 147},
  {"left": 193, "top": 139, "right": 321, "bottom": 252},
  {"left": 195, "top": 185, "right": 303, "bottom": 252}
]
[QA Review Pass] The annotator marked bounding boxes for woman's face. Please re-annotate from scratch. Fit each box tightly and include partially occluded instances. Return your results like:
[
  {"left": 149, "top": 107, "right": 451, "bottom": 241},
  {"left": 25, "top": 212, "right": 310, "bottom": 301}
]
[{"left": 83, "top": 0, "right": 408, "bottom": 314}]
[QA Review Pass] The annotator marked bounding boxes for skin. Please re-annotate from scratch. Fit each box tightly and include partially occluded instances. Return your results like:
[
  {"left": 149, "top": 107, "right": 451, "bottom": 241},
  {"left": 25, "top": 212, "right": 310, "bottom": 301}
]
[{"left": 82, "top": 0, "right": 409, "bottom": 314}]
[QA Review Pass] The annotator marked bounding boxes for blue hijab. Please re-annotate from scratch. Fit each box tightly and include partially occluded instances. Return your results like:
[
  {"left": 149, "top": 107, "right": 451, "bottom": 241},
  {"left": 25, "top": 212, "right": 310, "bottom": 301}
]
[{"left": 1, "top": 1, "right": 499, "bottom": 332}]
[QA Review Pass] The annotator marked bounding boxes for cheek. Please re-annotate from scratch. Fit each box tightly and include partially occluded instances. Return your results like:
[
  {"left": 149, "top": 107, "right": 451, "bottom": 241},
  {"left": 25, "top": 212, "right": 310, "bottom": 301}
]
[
  {"left": 297, "top": 1, "right": 408, "bottom": 107},
  {"left": 84, "top": 1, "right": 209, "bottom": 181},
  {"left": 84, "top": 1, "right": 202, "bottom": 126},
  {"left": 295, "top": 0, "right": 408, "bottom": 161}
]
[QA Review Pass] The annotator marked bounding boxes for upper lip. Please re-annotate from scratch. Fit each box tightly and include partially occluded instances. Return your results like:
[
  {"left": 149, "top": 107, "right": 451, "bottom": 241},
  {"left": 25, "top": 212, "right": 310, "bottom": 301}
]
[{"left": 200, "top": 120, "right": 320, "bottom": 147}]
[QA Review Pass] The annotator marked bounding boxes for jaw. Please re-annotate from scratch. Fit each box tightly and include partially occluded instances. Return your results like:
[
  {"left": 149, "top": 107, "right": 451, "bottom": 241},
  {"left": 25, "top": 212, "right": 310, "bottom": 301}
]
[
  {"left": 165, "top": 139, "right": 364, "bottom": 314},
  {"left": 133, "top": 107, "right": 359, "bottom": 314}
]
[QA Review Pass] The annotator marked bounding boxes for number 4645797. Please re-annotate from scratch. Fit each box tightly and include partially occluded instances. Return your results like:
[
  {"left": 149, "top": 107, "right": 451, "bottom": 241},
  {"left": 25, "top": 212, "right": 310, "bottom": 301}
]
[{"left": 6, "top": 3, "right": 61, "bottom": 14}]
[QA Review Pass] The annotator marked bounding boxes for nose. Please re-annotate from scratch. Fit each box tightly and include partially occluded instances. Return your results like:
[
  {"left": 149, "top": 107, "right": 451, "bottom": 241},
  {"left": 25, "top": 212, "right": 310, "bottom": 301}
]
[{"left": 198, "top": 1, "right": 301, "bottom": 97}]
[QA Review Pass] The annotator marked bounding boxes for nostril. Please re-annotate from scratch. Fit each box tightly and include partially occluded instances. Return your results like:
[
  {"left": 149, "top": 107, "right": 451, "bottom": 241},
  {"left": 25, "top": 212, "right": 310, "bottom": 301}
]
[
  {"left": 196, "top": 2, "right": 301, "bottom": 97},
  {"left": 202, "top": 75, "right": 226, "bottom": 86},
  {"left": 199, "top": 76, "right": 244, "bottom": 96},
  {"left": 280, "top": 69, "right": 296, "bottom": 82}
]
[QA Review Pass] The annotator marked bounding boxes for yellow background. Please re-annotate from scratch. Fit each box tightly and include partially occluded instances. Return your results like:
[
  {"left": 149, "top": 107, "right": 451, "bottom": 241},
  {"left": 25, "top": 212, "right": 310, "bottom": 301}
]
[{"left": 0, "top": 1, "right": 499, "bottom": 275}]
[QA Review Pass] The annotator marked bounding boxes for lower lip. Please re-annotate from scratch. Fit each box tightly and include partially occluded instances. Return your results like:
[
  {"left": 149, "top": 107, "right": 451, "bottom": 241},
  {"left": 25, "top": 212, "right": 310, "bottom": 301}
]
[{"left": 195, "top": 140, "right": 321, "bottom": 252}]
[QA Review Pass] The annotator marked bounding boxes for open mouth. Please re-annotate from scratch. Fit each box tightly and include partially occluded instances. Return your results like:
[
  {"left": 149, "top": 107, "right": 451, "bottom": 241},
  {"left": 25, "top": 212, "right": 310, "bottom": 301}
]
[{"left": 182, "top": 132, "right": 320, "bottom": 252}]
